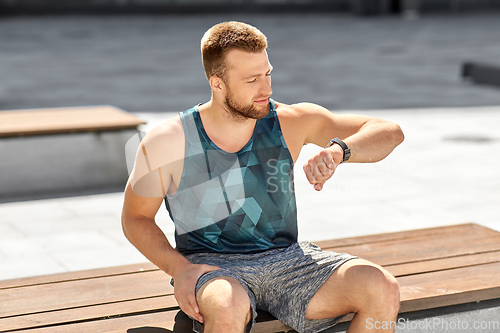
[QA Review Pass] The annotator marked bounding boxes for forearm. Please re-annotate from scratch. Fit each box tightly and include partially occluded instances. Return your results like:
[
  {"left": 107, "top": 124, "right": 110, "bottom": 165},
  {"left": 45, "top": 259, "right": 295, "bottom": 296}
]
[
  {"left": 343, "top": 120, "right": 404, "bottom": 163},
  {"left": 122, "top": 216, "right": 189, "bottom": 277},
  {"left": 122, "top": 215, "right": 220, "bottom": 323}
]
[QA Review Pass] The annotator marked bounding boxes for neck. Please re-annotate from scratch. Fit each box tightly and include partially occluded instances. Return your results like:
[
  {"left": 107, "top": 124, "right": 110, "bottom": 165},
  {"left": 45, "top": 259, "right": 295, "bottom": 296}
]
[{"left": 198, "top": 99, "right": 258, "bottom": 153}]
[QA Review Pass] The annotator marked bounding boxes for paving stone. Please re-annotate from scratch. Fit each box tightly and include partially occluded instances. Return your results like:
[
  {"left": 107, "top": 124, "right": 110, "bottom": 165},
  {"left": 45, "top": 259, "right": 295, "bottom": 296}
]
[
  {"left": 0, "top": 222, "right": 24, "bottom": 240},
  {"left": 0, "top": 255, "right": 68, "bottom": 281},
  {"left": 51, "top": 246, "right": 150, "bottom": 272},
  {"left": 0, "top": 231, "right": 117, "bottom": 257}
]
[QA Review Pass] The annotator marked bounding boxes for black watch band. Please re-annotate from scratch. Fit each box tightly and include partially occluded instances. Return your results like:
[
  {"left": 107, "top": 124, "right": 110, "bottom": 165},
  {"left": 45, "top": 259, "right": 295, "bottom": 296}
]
[{"left": 325, "top": 137, "right": 351, "bottom": 163}]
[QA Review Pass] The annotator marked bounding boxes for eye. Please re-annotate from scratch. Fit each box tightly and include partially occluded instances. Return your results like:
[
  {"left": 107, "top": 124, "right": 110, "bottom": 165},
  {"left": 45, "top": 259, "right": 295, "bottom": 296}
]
[{"left": 247, "top": 78, "right": 257, "bottom": 83}]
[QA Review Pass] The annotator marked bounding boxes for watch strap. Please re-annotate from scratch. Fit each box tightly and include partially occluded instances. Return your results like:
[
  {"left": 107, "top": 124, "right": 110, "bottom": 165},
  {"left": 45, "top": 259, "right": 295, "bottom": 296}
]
[{"left": 325, "top": 137, "right": 351, "bottom": 163}]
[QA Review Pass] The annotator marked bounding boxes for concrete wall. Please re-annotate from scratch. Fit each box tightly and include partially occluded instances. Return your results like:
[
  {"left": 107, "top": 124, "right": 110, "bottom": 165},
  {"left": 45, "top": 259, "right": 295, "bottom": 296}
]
[{"left": 0, "top": 130, "right": 137, "bottom": 200}]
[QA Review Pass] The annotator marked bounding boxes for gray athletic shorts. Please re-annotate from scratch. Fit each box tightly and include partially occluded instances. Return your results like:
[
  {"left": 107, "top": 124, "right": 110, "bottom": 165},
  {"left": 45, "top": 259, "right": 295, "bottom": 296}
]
[{"left": 183, "top": 241, "right": 357, "bottom": 333}]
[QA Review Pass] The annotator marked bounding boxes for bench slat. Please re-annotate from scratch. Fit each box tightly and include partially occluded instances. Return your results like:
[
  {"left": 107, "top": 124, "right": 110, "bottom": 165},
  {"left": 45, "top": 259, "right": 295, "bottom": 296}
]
[
  {"left": 0, "top": 106, "right": 145, "bottom": 137},
  {"left": 0, "top": 295, "right": 175, "bottom": 332},
  {"left": 0, "top": 270, "right": 173, "bottom": 318},
  {"left": 22, "top": 310, "right": 181, "bottom": 333},
  {"left": 399, "top": 261, "right": 500, "bottom": 312},
  {"left": 12, "top": 310, "right": 292, "bottom": 333},
  {"left": 315, "top": 222, "right": 494, "bottom": 248},
  {"left": 327, "top": 233, "right": 500, "bottom": 267},
  {"left": 386, "top": 250, "right": 500, "bottom": 277},
  {"left": 0, "top": 262, "right": 158, "bottom": 290}
]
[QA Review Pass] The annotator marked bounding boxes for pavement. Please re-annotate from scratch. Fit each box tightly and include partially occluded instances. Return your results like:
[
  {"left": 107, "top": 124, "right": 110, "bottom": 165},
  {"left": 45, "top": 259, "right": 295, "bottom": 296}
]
[{"left": 0, "top": 11, "right": 500, "bottom": 330}]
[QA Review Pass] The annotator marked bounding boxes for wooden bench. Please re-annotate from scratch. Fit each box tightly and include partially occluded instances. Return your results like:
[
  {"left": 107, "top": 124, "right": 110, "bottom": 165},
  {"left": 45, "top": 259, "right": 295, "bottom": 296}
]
[
  {"left": 1, "top": 223, "right": 500, "bottom": 332},
  {"left": 0, "top": 106, "right": 145, "bottom": 199},
  {"left": 462, "top": 61, "right": 500, "bottom": 88},
  {"left": 0, "top": 105, "right": 145, "bottom": 138}
]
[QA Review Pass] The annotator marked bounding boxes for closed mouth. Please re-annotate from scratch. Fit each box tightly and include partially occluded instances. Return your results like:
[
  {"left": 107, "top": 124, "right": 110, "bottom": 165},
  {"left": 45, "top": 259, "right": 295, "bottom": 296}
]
[{"left": 254, "top": 97, "right": 269, "bottom": 104}]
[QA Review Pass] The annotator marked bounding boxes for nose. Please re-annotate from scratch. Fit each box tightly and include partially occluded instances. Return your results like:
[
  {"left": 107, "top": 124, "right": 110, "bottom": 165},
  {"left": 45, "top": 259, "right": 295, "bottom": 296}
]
[{"left": 261, "top": 75, "right": 272, "bottom": 96}]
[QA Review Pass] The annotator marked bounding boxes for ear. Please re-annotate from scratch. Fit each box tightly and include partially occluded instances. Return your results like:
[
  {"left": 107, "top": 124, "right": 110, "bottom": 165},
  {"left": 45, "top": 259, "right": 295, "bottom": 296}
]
[{"left": 209, "top": 76, "right": 225, "bottom": 93}]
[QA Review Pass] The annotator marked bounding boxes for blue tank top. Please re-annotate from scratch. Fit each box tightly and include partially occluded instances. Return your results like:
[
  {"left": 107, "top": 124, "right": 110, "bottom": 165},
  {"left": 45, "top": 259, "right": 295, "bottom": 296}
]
[{"left": 165, "top": 99, "right": 297, "bottom": 254}]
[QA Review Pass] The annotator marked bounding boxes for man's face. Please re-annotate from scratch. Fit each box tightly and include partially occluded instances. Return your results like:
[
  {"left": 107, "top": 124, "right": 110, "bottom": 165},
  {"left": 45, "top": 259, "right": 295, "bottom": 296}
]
[{"left": 221, "top": 49, "right": 273, "bottom": 120}]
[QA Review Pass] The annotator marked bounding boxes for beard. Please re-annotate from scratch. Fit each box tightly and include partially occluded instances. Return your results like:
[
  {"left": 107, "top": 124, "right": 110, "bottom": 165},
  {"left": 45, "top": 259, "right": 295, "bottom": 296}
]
[{"left": 224, "top": 91, "right": 269, "bottom": 121}]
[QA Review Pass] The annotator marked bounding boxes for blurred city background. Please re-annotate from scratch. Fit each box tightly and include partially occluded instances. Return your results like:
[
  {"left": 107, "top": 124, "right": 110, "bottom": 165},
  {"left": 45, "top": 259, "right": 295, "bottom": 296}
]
[
  {"left": 0, "top": 1, "right": 500, "bottom": 282},
  {"left": 1, "top": 0, "right": 500, "bottom": 112}
]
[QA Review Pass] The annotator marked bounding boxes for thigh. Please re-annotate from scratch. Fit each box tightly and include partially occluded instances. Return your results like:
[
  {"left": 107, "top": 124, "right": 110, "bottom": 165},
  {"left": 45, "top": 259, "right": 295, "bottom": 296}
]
[
  {"left": 305, "top": 258, "right": 395, "bottom": 320},
  {"left": 257, "top": 241, "right": 356, "bottom": 333}
]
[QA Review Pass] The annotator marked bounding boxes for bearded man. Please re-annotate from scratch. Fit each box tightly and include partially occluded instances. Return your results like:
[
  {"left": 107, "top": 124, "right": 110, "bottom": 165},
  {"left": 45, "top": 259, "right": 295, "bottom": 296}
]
[{"left": 122, "top": 21, "right": 404, "bottom": 333}]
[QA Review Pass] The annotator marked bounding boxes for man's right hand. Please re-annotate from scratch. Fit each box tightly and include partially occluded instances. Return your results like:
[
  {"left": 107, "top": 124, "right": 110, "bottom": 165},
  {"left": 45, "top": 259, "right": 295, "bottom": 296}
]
[{"left": 172, "top": 262, "right": 220, "bottom": 323}]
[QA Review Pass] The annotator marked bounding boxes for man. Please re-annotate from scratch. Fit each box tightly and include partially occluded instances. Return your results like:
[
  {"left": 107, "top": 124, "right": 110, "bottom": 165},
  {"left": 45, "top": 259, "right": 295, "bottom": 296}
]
[{"left": 122, "top": 21, "right": 404, "bottom": 333}]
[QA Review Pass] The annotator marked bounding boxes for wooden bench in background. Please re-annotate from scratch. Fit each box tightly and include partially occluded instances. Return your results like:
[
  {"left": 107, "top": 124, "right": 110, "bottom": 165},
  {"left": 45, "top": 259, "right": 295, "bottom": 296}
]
[
  {"left": 0, "top": 106, "right": 145, "bottom": 199},
  {"left": 1, "top": 223, "right": 500, "bottom": 332},
  {"left": 462, "top": 61, "right": 500, "bottom": 89},
  {"left": 0, "top": 105, "right": 145, "bottom": 138}
]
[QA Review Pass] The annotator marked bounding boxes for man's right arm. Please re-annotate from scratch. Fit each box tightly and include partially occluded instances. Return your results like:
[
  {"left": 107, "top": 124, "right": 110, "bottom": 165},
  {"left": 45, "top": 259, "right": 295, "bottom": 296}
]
[
  {"left": 121, "top": 181, "right": 186, "bottom": 278},
  {"left": 121, "top": 123, "right": 218, "bottom": 323},
  {"left": 122, "top": 182, "right": 220, "bottom": 323}
]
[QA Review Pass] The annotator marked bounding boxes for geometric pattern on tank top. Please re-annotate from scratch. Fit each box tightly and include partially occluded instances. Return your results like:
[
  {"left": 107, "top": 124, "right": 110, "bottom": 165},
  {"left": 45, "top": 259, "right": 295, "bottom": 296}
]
[{"left": 165, "top": 99, "right": 298, "bottom": 254}]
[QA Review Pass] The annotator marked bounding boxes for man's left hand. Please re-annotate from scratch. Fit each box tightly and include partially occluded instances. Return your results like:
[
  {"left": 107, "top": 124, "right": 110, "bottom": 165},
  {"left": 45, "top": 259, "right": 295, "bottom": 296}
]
[{"left": 303, "top": 145, "right": 343, "bottom": 191}]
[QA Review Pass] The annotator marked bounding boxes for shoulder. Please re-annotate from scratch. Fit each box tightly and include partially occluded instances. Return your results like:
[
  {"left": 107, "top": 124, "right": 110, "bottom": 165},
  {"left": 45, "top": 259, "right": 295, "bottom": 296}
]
[
  {"left": 272, "top": 101, "right": 333, "bottom": 160},
  {"left": 275, "top": 101, "right": 332, "bottom": 122},
  {"left": 144, "top": 114, "right": 183, "bottom": 144},
  {"left": 140, "top": 114, "right": 185, "bottom": 169},
  {"left": 274, "top": 101, "right": 334, "bottom": 135}
]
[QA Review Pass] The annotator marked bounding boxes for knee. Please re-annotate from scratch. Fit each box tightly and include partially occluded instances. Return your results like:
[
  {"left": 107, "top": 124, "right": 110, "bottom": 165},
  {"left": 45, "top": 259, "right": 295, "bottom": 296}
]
[
  {"left": 362, "top": 265, "right": 400, "bottom": 315},
  {"left": 197, "top": 277, "right": 252, "bottom": 328}
]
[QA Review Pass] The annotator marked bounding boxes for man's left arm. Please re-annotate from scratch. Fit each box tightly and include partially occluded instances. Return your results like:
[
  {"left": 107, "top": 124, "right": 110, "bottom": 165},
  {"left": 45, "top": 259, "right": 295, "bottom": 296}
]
[{"left": 297, "top": 103, "right": 404, "bottom": 190}]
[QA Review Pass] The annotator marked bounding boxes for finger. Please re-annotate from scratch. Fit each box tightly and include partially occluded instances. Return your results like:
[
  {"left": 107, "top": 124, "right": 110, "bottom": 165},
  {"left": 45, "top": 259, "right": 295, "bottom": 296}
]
[
  {"left": 313, "top": 166, "right": 334, "bottom": 191},
  {"left": 325, "top": 156, "right": 336, "bottom": 169},
  {"left": 316, "top": 149, "right": 336, "bottom": 170},
  {"left": 176, "top": 295, "right": 194, "bottom": 321},
  {"left": 314, "top": 182, "right": 324, "bottom": 191},
  {"left": 303, "top": 163, "right": 317, "bottom": 184},
  {"left": 315, "top": 163, "right": 326, "bottom": 177},
  {"left": 320, "top": 153, "right": 337, "bottom": 173},
  {"left": 314, "top": 163, "right": 332, "bottom": 181},
  {"left": 321, "top": 153, "right": 338, "bottom": 173},
  {"left": 176, "top": 292, "right": 195, "bottom": 318},
  {"left": 187, "top": 291, "right": 203, "bottom": 323}
]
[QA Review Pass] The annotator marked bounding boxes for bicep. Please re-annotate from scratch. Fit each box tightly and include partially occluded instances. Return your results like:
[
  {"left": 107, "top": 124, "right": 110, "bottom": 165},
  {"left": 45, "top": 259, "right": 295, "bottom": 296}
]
[
  {"left": 129, "top": 161, "right": 171, "bottom": 199},
  {"left": 122, "top": 181, "right": 165, "bottom": 223},
  {"left": 123, "top": 133, "right": 174, "bottom": 220},
  {"left": 300, "top": 104, "right": 372, "bottom": 146},
  {"left": 127, "top": 120, "right": 182, "bottom": 199}
]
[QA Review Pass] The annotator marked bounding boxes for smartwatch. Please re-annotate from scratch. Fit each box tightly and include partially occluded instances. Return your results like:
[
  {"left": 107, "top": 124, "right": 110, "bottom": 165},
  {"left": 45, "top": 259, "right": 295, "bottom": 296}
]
[{"left": 325, "top": 137, "right": 351, "bottom": 163}]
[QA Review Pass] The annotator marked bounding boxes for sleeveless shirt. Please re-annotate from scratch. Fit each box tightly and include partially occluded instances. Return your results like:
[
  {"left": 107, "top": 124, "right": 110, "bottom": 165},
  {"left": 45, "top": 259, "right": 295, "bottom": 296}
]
[{"left": 165, "top": 99, "right": 297, "bottom": 254}]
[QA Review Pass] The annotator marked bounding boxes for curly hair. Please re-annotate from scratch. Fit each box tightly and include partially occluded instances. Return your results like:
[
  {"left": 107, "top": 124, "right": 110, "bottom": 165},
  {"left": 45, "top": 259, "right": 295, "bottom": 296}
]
[{"left": 201, "top": 21, "right": 268, "bottom": 82}]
